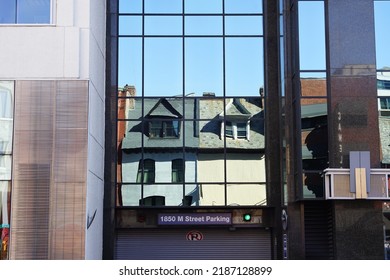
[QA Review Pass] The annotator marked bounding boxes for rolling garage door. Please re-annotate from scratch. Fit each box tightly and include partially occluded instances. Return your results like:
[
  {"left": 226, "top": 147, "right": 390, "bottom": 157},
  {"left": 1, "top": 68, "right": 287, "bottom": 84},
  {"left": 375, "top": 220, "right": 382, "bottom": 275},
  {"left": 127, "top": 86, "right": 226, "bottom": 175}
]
[{"left": 115, "top": 228, "right": 271, "bottom": 259}]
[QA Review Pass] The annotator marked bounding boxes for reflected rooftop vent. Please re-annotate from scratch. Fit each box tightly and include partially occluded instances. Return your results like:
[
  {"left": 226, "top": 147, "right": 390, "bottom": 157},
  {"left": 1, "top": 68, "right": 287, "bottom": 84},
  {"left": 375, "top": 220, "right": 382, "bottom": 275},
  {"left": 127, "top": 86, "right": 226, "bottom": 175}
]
[{"left": 203, "top": 92, "right": 215, "bottom": 97}]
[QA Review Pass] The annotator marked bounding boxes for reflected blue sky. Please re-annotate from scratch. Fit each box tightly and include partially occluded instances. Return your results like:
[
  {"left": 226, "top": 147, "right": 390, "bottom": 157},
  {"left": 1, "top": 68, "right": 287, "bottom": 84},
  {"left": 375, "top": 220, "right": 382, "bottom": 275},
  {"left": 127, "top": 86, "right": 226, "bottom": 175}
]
[
  {"left": 118, "top": 0, "right": 390, "bottom": 96},
  {"left": 375, "top": 1, "right": 390, "bottom": 70}
]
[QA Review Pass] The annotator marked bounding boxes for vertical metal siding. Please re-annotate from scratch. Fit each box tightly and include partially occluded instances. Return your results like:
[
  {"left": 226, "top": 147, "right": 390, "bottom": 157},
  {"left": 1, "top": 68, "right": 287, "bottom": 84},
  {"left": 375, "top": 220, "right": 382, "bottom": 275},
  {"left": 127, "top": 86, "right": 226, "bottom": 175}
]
[{"left": 115, "top": 228, "right": 271, "bottom": 260}]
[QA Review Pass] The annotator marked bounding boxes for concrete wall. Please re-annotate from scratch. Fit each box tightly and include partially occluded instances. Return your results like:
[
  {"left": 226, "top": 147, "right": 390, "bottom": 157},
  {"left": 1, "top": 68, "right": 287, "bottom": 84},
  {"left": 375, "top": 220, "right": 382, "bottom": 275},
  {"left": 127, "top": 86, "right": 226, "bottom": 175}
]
[{"left": 0, "top": 0, "right": 106, "bottom": 259}]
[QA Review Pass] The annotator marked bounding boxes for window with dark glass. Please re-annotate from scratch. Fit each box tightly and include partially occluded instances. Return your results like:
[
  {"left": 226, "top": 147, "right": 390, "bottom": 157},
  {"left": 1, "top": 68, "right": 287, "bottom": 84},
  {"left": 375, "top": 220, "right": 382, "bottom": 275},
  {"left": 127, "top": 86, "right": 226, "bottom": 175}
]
[
  {"left": 136, "top": 159, "right": 155, "bottom": 183},
  {"left": 0, "top": 0, "right": 51, "bottom": 24},
  {"left": 172, "top": 159, "right": 184, "bottom": 183},
  {"left": 148, "top": 119, "right": 180, "bottom": 138}
]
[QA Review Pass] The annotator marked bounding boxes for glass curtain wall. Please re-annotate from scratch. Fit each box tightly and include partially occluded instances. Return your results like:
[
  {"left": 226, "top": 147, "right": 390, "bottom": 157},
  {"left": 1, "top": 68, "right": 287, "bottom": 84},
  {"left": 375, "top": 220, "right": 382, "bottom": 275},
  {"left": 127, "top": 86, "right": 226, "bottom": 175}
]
[
  {"left": 117, "top": 0, "right": 266, "bottom": 207},
  {"left": 298, "top": 0, "right": 327, "bottom": 199},
  {"left": 374, "top": 0, "right": 390, "bottom": 260}
]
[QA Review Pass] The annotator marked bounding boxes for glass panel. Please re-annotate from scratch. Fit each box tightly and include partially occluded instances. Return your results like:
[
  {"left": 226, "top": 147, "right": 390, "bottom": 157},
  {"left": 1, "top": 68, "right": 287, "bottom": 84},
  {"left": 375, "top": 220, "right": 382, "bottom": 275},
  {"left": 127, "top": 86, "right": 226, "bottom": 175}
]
[
  {"left": 17, "top": 0, "right": 51, "bottom": 24},
  {"left": 298, "top": 1, "right": 325, "bottom": 70},
  {"left": 185, "top": 0, "right": 222, "bottom": 14},
  {"left": 119, "top": 16, "right": 142, "bottom": 35},
  {"left": 118, "top": 38, "right": 142, "bottom": 93},
  {"left": 225, "top": 16, "right": 263, "bottom": 35},
  {"left": 119, "top": 184, "right": 141, "bottom": 206},
  {"left": 183, "top": 153, "right": 197, "bottom": 183},
  {"left": 301, "top": 98, "right": 328, "bottom": 170},
  {"left": 144, "top": 0, "right": 182, "bottom": 14},
  {"left": 198, "top": 184, "right": 225, "bottom": 206},
  {"left": 184, "top": 184, "right": 200, "bottom": 206},
  {"left": 374, "top": 1, "right": 390, "bottom": 70},
  {"left": 226, "top": 153, "right": 265, "bottom": 183},
  {"left": 185, "top": 16, "right": 222, "bottom": 35},
  {"left": 144, "top": 38, "right": 182, "bottom": 96},
  {"left": 143, "top": 185, "right": 183, "bottom": 206},
  {"left": 0, "top": 156, "right": 11, "bottom": 180},
  {"left": 145, "top": 16, "right": 182, "bottom": 35},
  {"left": 225, "top": 0, "right": 262, "bottom": 14},
  {"left": 0, "top": 0, "right": 16, "bottom": 23},
  {"left": 185, "top": 38, "right": 223, "bottom": 96},
  {"left": 300, "top": 73, "right": 327, "bottom": 96},
  {"left": 197, "top": 154, "right": 225, "bottom": 183},
  {"left": 225, "top": 38, "right": 264, "bottom": 96},
  {"left": 119, "top": 0, "right": 142, "bottom": 13},
  {"left": 303, "top": 172, "right": 324, "bottom": 199},
  {"left": 227, "top": 184, "right": 266, "bottom": 206},
  {"left": 172, "top": 159, "right": 184, "bottom": 183}
]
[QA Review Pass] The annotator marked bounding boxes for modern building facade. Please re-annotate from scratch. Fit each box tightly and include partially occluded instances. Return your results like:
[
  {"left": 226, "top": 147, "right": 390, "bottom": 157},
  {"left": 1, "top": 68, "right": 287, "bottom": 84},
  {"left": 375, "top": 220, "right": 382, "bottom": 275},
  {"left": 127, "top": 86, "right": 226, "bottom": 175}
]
[{"left": 1, "top": 0, "right": 390, "bottom": 260}]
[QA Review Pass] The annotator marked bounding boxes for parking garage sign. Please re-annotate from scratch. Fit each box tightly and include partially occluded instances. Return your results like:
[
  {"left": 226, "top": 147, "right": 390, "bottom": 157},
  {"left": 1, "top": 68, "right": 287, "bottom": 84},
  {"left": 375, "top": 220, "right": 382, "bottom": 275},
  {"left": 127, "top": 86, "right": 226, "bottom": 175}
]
[{"left": 158, "top": 213, "right": 232, "bottom": 225}]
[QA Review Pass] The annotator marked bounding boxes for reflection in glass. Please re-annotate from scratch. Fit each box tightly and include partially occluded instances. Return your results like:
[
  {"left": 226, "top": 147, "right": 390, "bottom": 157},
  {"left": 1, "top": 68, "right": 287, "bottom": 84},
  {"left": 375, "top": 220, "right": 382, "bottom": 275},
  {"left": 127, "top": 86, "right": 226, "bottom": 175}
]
[
  {"left": 144, "top": 38, "right": 182, "bottom": 96},
  {"left": 118, "top": 38, "right": 142, "bottom": 93},
  {"left": 143, "top": 185, "right": 182, "bottom": 206},
  {"left": 0, "top": 181, "right": 10, "bottom": 260},
  {"left": 185, "top": 0, "right": 222, "bottom": 14},
  {"left": 119, "top": 0, "right": 142, "bottom": 13},
  {"left": 300, "top": 73, "right": 327, "bottom": 97},
  {"left": 185, "top": 38, "right": 223, "bottom": 96},
  {"left": 119, "top": 184, "right": 141, "bottom": 206},
  {"left": 298, "top": 1, "right": 326, "bottom": 70},
  {"left": 302, "top": 172, "right": 324, "bottom": 199},
  {"left": 145, "top": 16, "right": 182, "bottom": 36},
  {"left": 374, "top": 1, "right": 390, "bottom": 69},
  {"left": 16, "top": 0, "right": 51, "bottom": 24},
  {"left": 227, "top": 184, "right": 266, "bottom": 206},
  {"left": 226, "top": 153, "right": 265, "bottom": 183},
  {"left": 225, "top": 16, "right": 263, "bottom": 35},
  {"left": 0, "top": 0, "right": 16, "bottom": 23},
  {"left": 119, "top": 16, "right": 142, "bottom": 36},
  {"left": 225, "top": 38, "right": 263, "bottom": 96},
  {"left": 198, "top": 184, "right": 225, "bottom": 206},
  {"left": 225, "top": 0, "right": 262, "bottom": 14},
  {"left": 185, "top": 16, "right": 222, "bottom": 35},
  {"left": 144, "top": 0, "right": 182, "bottom": 14},
  {"left": 301, "top": 97, "right": 328, "bottom": 199}
]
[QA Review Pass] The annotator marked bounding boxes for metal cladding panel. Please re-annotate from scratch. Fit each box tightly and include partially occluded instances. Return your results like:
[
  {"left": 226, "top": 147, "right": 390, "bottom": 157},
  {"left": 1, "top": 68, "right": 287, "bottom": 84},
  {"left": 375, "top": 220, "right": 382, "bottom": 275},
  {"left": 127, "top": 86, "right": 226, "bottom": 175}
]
[{"left": 115, "top": 228, "right": 271, "bottom": 260}]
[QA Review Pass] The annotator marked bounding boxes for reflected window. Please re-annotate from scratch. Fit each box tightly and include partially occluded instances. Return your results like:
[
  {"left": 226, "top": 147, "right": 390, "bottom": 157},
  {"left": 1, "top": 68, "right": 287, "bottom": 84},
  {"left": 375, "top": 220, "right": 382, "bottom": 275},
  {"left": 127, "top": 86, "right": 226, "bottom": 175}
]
[
  {"left": 0, "top": 0, "right": 51, "bottom": 24},
  {"left": 148, "top": 120, "right": 180, "bottom": 138},
  {"left": 136, "top": 159, "right": 155, "bottom": 183},
  {"left": 380, "top": 98, "right": 390, "bottom": 110},
  {"left": 172, "top": 159, "right": 184, "bottom": 183},
  {"left": 225, "top": 121, "right": 248, "bottom": 140},
  {"left": 378, "top": 80, "right": 390, "bottom": 90}
]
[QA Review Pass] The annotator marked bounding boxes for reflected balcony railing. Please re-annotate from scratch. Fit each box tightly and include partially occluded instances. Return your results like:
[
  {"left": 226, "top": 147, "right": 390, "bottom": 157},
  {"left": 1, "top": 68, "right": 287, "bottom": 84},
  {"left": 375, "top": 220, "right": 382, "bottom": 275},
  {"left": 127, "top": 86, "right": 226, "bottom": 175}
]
[{"left": 324, "top": 168, "right": 390, "bottom": 200}]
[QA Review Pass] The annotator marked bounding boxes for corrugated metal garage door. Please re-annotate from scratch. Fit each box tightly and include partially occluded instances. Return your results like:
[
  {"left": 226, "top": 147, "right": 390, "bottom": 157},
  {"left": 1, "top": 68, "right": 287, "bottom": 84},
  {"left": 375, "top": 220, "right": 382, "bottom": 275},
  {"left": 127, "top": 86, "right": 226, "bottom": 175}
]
[{"left": 115, "top": 228, "right": 271, "bottom": 259}]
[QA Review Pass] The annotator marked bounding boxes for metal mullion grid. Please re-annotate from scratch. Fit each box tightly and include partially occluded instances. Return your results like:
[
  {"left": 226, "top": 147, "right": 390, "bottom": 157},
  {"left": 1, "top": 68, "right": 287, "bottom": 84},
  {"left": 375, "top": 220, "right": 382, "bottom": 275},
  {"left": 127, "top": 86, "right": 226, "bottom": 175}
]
[
  {"left": 140, "top": 0, "right": 145, "bottom": 201},
  {"left": 222, "top": 0, "right": 228, "bottom": 206},
  {"left": 181, "top": 0, "right": 186, "bottom": 205}
]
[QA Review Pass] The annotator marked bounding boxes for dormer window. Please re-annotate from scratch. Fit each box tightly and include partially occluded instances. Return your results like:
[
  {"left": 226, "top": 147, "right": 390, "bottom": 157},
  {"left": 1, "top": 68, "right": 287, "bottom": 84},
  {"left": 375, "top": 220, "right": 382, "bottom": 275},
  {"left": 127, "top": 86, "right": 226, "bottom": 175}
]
[{"left": 148, "top": 119, "right": 180, "bottom": 138}]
